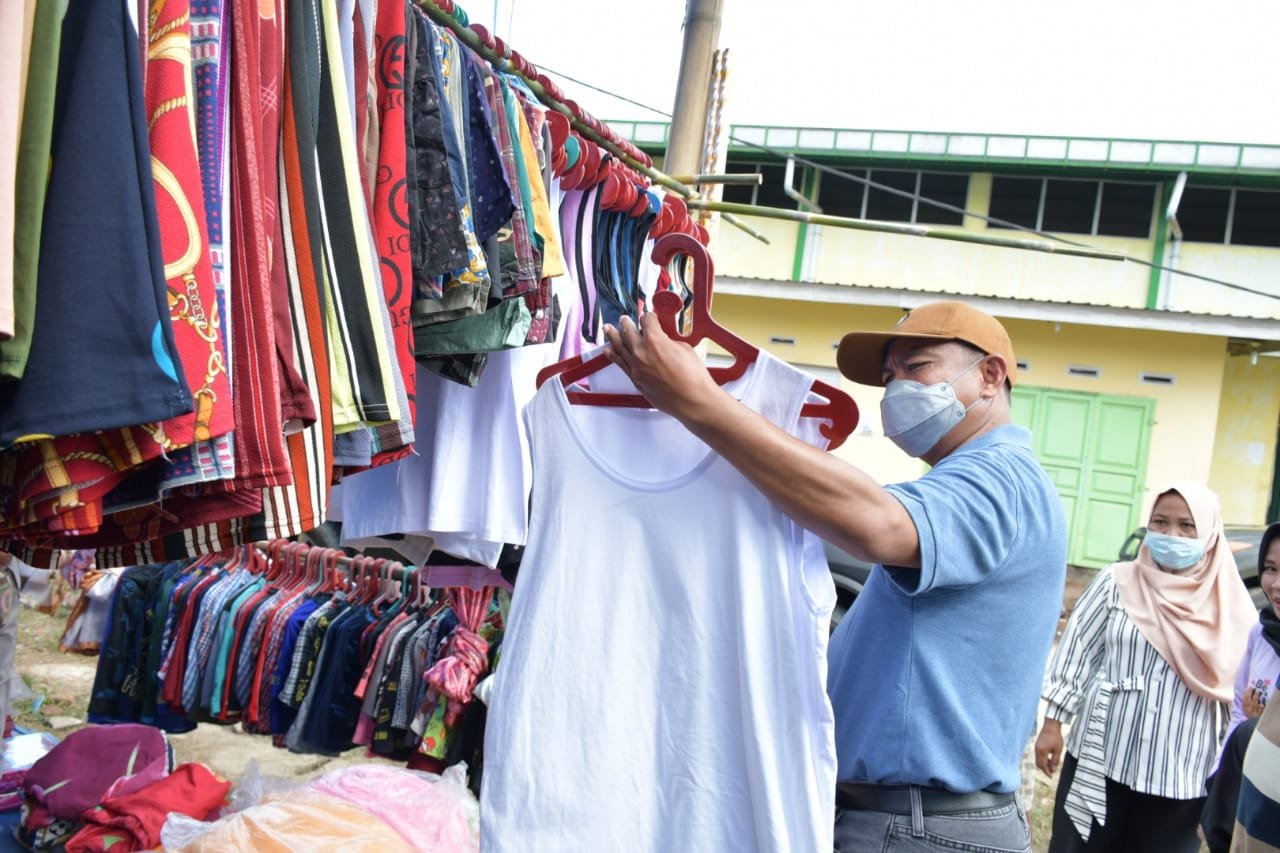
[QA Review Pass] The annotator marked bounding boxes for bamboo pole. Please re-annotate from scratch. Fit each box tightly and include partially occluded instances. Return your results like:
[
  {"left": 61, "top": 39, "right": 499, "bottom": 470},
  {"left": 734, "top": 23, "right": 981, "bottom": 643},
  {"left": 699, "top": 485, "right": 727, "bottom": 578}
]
[
  {"left": 670, "top": 173, "right": 763, "bottom": 186},
  {"left": 684, "top": 199, "right": 1131, "bottom": 261},
  {"left": 717, "top": 213, "right": 769, "bottom": 243}
]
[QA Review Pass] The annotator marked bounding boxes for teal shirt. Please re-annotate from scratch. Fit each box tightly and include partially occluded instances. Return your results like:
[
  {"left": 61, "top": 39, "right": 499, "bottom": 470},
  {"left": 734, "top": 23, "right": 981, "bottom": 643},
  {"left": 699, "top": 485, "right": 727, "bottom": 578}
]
[{"left": 209, "top": 578, "right": 265, "bottom": 716}]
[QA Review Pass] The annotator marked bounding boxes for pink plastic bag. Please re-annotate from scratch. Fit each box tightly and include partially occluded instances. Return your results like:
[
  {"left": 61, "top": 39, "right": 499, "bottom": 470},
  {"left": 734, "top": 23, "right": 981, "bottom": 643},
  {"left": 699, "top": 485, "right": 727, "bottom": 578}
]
[{"left": 305, "top": 763, "right": 479, "bottom": 852}]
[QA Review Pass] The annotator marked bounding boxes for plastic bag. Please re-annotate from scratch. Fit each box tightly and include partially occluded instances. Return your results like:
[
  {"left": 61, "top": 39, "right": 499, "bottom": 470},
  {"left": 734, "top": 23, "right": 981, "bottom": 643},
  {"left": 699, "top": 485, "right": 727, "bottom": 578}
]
[
  {"left": 0, "top": 732, "right": 58, "bottom": 810},
  {"left": 305, "top": 763, "right": 479, "bottom": 852},
  {"left": 217, "top": 760, "right": 296, "bottom": 817},
  {"left": 1, "top": 732, "right": 59, "bottom": 774},
  {"left": 162, "top": 762, "right": 481, "bottom": 853},
  {"left": 161, "top": 789, "right": 414, "bottom": 852}
]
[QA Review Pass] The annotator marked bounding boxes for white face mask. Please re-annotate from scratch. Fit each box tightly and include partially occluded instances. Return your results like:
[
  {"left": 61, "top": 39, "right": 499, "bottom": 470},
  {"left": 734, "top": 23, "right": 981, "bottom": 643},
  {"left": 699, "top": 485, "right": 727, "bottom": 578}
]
[{"left": 879, "top": 357, "right": 986, "bottom": 458}]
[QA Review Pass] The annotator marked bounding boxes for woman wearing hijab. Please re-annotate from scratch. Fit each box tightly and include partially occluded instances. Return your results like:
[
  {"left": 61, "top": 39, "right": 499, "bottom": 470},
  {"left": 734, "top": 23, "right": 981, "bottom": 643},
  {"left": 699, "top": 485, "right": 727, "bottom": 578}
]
[
  {"left": 1199, "top": 521, "right": 1280, "bottom": 853},
  {"left": 1033, "top": 482, "right": 1256, "bottom": 853}
]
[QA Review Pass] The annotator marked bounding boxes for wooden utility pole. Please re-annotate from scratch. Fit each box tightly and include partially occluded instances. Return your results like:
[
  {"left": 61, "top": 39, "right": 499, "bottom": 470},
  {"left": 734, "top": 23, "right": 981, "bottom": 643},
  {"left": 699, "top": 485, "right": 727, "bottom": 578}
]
[{"left": 663, "top": 0, "right": 724, "bottom": 178}]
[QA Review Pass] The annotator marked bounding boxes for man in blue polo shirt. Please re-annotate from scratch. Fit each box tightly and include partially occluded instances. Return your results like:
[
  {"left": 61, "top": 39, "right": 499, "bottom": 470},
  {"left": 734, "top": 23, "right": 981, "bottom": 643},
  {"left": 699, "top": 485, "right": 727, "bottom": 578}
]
[
  {"left": 826, "top": 302, "right": 1066, "bottom": 851},
  {"left": 604, "top": 300, "right": 1067, "bottom": 852}
]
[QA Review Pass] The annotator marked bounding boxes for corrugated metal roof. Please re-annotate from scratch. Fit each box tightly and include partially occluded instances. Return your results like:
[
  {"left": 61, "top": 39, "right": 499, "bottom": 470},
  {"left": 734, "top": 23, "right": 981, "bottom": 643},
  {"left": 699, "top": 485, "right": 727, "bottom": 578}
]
[
  {"left": 713, "top": 275, "right": 1280, "bottom": 337},
  {"left": 610, "top": 120, "right": 1280, "bottom": 180}
]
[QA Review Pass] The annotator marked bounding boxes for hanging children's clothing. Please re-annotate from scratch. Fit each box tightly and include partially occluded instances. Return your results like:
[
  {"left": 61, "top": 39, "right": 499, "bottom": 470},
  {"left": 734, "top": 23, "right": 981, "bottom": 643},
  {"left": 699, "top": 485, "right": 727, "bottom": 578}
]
[
  {"left": 481, "top": 353, "right": 839, "bottom": 851},
  {"left": 85, "top": 544, "right": 508, "bottom": 773}
]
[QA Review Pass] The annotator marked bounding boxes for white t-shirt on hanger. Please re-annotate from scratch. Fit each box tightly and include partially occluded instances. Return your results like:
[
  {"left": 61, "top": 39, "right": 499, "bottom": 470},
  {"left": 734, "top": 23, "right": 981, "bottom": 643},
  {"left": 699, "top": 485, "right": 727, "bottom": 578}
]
[
  {"left": 481, "top": 351, "right": 838, "bottom": 852},
  {"left": 331, "top": 345, "right": 554, "bottom": 565}
]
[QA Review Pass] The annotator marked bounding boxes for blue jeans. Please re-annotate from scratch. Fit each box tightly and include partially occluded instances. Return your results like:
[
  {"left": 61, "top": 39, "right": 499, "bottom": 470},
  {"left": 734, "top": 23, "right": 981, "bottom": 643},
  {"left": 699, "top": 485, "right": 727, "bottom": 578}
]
[{"left": 833, "top": 796, "right": 1031, "bottom": 852}]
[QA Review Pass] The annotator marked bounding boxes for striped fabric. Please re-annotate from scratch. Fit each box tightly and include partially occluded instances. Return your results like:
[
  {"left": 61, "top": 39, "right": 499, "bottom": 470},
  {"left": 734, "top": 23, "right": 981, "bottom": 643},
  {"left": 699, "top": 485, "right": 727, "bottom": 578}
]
[
  {"left": 364, "top": 0, "right": 418, "bottom": 466},
  {"left": 1043, "top": 566, "right": 1228, "bottom": 841},
  {"left": 41, "top": 0, "right": 344, "bottom": 566},
  {"left": 314, "top": 0, "right": 401, "bottom": 430},
  {"left": 221, "top": 0, "right": 293, "bottom": 491},
  {"left": 1235, "top": 697, "right": 1280, "bottom": 851}
]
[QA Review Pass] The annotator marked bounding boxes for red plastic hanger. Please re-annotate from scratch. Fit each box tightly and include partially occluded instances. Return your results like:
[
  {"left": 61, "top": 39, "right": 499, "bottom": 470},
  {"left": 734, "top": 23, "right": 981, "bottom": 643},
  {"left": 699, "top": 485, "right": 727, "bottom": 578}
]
[
  {"left": 347, "top": 554, "right": 367, "bottom": 603},
  {"left": 629, "top": 189, "right": 651, "bottom": 219},
  {"left": 534, "top": 233, "right": 859, "bottom": 448}
]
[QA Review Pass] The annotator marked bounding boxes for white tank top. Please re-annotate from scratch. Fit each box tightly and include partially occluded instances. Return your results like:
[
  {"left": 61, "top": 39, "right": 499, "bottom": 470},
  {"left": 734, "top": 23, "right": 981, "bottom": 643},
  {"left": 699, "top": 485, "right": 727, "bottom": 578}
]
[{"left": 481, "top": 351, "right": 837, "bottom": 851}]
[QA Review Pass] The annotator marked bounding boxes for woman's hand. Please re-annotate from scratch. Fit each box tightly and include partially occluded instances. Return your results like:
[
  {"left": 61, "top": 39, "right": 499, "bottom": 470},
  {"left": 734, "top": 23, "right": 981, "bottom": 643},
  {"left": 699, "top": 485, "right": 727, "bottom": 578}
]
[
  {"left": 1244, "top": 686, "right": 1267, "bottom": 719},
  {"left": 1035, "top": 718, "right": 1064, "bottom": 777}
]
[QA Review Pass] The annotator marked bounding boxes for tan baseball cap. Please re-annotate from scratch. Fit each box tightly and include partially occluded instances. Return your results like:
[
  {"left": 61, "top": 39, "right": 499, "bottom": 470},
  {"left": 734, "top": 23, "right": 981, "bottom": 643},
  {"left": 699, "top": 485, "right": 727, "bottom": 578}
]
[{"left": 836, "top": 301, "right": 1018, "bottom": 387}]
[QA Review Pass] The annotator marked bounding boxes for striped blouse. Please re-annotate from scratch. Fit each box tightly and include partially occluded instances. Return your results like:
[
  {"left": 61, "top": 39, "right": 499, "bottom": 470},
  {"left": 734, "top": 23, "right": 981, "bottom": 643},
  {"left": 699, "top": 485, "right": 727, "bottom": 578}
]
[{"left": 1043, "top": 566, "right": 1228, "bottom": 804}]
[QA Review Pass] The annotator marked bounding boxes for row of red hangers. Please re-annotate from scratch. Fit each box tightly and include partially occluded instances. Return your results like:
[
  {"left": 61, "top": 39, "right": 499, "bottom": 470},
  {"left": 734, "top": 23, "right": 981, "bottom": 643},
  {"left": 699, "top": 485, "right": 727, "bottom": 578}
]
[
  {"left": 535, "top": 232, "right": 860, "bottom": 450},
  {"left": 543, "top": 114, "right": 709, "bottom": 242},
  {"left": 423, "top": 0, "right": 708, "bottom": 243}
]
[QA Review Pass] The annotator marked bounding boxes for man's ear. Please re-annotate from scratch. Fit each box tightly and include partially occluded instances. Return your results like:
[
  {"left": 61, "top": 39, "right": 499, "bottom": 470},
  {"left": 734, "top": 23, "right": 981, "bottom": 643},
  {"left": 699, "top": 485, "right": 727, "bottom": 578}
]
[{"left": 981, "top": 354, "right": 1008, "bottom": 395}]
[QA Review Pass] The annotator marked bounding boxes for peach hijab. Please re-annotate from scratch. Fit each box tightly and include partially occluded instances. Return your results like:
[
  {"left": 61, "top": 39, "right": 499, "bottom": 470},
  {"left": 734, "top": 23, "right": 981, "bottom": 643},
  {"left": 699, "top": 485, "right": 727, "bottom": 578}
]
[{"left": 1113, "top": 482, "right": 1256, "bottom": 703}]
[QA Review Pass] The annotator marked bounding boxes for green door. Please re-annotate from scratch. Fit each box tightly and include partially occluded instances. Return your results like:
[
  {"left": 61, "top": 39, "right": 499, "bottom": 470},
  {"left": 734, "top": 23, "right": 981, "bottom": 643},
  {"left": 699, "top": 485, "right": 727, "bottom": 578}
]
[{"left": 1012, "top": 386, "right": 1154, "bottom": 568}]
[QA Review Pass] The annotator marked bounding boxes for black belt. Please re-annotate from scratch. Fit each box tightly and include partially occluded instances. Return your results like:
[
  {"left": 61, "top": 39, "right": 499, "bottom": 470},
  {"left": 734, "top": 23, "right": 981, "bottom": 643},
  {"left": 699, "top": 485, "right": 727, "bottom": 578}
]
[{"left": 837, "top": 783, "right": 1015, "bottom": 815}]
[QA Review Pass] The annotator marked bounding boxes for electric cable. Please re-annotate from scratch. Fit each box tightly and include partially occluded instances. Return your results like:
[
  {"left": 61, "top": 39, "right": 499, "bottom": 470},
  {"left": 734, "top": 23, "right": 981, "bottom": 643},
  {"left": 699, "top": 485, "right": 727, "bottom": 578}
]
[{"left": 536, "top": 64, "right": 1280, "bottom": 302}]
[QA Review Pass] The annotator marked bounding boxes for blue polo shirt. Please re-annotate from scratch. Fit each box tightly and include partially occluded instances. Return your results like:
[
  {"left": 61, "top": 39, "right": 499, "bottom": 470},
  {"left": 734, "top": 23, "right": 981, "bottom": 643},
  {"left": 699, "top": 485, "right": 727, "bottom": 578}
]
[{"left": 827, "top": 424, "right": 1067, "bottom": 793}]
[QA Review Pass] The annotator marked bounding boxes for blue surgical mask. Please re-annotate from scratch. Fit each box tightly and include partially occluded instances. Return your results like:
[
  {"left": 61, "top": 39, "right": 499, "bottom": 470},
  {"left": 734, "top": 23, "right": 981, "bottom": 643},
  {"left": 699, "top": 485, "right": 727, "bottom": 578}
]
[
  {"left": 1144, "top": 531, "right": 1206, "bottom": 571},
  {"left": 880, "top": 357, "right": 985, "bottom": 458}
]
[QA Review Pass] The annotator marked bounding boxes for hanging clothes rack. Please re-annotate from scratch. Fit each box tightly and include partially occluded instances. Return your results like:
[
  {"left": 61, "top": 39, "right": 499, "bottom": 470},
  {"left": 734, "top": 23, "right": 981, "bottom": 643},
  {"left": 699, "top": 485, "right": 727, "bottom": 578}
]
[
  {"left": 252, "top": 540, "right": 513, "bottom": 592},
  {"left": 413, "top": 0, "right": 769, "bottom": 244}
]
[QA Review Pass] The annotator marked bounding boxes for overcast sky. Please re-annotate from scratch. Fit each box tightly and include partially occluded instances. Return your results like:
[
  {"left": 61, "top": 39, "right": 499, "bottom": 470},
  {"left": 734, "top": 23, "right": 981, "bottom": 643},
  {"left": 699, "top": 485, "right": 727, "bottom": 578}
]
[{"left": 476, "top": 0, "right": 1280, "bottom": 144}]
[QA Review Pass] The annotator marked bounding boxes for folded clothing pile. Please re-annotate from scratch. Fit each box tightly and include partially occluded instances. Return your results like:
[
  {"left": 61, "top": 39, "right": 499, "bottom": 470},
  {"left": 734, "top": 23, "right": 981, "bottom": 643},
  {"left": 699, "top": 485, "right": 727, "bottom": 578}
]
[{"left": 15, "top": 723, "right": 228, "bottom": 852}]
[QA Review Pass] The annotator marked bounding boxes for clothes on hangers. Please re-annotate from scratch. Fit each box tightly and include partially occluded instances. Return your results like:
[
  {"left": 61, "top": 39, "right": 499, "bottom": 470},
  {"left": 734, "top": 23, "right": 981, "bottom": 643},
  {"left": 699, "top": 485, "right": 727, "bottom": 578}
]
[
  {"left": 331, "top": 351, "right": 549, "bottom": 566},
  {"left": 85, "top": 544, "right": 508, "bottom": 769},
  {"left": 0, "top": 0, "right": 674, "bottom": 577},
  {"left": 482, "top": 353, "right": 840, "bottom": 851}
]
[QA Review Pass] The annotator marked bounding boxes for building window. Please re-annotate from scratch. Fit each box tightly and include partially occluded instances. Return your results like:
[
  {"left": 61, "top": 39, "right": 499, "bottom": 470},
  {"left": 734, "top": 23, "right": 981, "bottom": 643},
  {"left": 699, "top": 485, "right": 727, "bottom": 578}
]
[
  {"left": 720, "top": 160, "right": 799, "bottom": 210},
  {"left": 988, "top": 176, "right": 1042, "bottom": 230},
  {"left": 1041, "top": 179, "right": 1099, "bottom": 234},
  {"left": 916, "top": 173, "right": 968, "bottom": 226},
  {"left": 815, "top": 168, "right": 968, "bottom": 224},
  {"left": 1178, "top": 186, "right": 1231, "bottom": 243},
  {"left": 721, "top": 161, "right": 759, "bottom": 205},
  {"left": 989, "top": 176, "right": 1157, "bottom": 238},
  {"left": 816, "top": 168, "right": 866, "bottom": 219},
  {"left": 865, "top": 170, "right": 917, "bottom": 222},
  {"left": 1177, "top": 186, "right": 1280, "bottom": 246},
  {"left": 1229, "top": 189, "right": 1280, "bottom": 247},
  {"left": 1097, "top": 182, "right": 1156, "bottom": 238}
]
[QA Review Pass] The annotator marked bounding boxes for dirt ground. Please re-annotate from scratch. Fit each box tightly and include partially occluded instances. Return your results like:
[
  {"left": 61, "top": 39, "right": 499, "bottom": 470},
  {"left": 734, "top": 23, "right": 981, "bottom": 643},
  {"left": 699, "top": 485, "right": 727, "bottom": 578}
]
[{"left": 11, "top": 570, "right": 1098, "bottom": 851}]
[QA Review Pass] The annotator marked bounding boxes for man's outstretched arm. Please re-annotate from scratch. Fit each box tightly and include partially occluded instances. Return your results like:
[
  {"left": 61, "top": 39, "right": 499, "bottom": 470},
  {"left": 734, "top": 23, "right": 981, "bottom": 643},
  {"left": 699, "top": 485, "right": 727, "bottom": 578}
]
[{"left": 601, "top": 314, "right": 920, "bottom": 568}]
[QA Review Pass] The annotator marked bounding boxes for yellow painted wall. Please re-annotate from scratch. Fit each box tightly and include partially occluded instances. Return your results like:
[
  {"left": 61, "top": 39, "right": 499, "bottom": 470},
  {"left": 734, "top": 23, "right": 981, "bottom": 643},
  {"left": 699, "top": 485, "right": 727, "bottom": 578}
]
[
  {"left": 714, "top": 217, "right": 801, "bottom": 281},
  {"left": 964, "top": 173, "right": 993, "bottom": 231},
  {"left": 713, "top": 214, "right": 1153, "bottom": 308},
  {"left": 707, "top": 300, "right": 927, "bottom": 486},
  {"left": 705, "top": 172, "right": 1280, "bottom": 322},
  {"left": 1168, "top": 243, "right": 1280, "bottom": 320},
  {"left": 812, "top": 229, "right": 1151, "bottom": 308},
  {"left": 1209, "top": 354, "right": 1280, "bottom": 524},
  {"left": 711, "top": 295, "right": 1232, "bottom": 508},
  {"left": 1001, "top": 317, "right": 1227, "bottom": 508}
]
